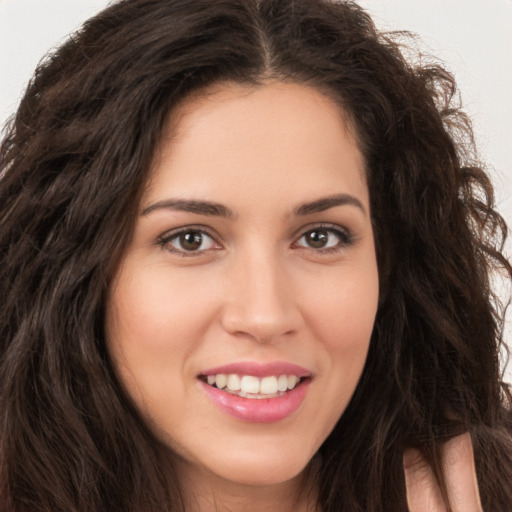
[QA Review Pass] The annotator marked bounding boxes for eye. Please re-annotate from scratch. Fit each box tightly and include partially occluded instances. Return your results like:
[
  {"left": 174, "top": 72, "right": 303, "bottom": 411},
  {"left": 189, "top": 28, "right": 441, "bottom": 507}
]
[
  {"left": 158, "top": 228, "right": 220, "bottom": 255},
  {"left": 294, "top": 225, "right": 353, "bottom": 252}
]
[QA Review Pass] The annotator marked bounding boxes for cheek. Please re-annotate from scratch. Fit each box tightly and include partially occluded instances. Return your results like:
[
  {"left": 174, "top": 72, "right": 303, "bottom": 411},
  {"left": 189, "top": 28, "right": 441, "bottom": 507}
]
[
  {"left": 300, "top": 259, "right": 379, "bottom": 425},
  {"left": 107, "top": 262, "right": 217, "bottom": 355},
  {"left": 104, "top": 261, "right": 222, "bottom": 411},
  {"left": 305, "top": 260, "right": 379, "bottom": 353}
]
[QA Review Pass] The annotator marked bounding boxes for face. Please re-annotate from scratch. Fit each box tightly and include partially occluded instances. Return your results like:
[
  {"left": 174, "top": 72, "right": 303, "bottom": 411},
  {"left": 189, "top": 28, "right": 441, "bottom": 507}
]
[{"left": 106, "top": 82, "right": 379, "bottom": 492}]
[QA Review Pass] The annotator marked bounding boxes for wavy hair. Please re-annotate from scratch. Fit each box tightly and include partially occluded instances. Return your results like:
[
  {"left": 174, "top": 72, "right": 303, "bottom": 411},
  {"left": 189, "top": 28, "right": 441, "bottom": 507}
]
[{"left": 1, "top": 0, "right": 511, "bottom": 510}]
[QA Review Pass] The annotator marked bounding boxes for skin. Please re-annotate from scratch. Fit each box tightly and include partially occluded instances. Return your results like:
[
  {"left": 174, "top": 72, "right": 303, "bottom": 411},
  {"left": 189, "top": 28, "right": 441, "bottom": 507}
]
[
  {"left": 105, "top": 82, "right": 482, "bottom": 511},
  {"left": 403, "top": 433, "right": 483, "bottom": 512}
]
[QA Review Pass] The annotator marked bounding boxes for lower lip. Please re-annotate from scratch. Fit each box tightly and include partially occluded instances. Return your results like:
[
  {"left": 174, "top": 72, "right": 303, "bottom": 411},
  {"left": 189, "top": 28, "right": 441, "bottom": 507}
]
[{"left": 199, "top": 380, "right": 310, "bottom": 423}]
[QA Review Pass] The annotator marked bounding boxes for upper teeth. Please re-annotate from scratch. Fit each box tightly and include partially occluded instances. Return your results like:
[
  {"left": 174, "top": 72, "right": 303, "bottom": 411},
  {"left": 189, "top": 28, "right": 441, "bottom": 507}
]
[{"left": 206, "top": 374, "right": 300, "bottom": 395}]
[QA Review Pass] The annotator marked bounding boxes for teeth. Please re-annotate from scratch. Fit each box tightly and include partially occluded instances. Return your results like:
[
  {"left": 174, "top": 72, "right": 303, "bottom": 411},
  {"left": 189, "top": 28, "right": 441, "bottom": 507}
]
[
  {"left": 216, "top": 374, "right": 227, "bottom": 389},
  {"left": 227, "top": 374, "right": 241, "bottom": 391},
  {"left": 240, "top": 375, "right": 260, "bottom": 394},
  {"left": 277, "top": 375, "right": 288, "bottom": 392},
  {"left": 287, "top": 375, "right": 298, "bottom": 389},
  {"left": 260, "top": 376, "right": 278, "bottom": 394},
  {"left": 204, "top": 373, "right": 303, "bottom": 397}
]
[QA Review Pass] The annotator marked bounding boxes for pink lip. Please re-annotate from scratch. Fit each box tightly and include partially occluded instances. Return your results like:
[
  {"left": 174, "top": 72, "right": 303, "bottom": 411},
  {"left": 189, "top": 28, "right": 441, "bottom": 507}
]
[
  {"left": 198, "top": 361, "right": 313, "bottom": 423},
  {"left": 199, "top": 378, "right": 310, "bottom": 423},
  {"left": 200, "top": 361, "right": 312, "bottom": 378}
]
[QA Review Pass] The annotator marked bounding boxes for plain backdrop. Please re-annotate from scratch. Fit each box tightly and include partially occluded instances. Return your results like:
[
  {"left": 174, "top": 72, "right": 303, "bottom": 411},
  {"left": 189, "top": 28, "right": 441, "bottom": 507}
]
[{"left": 1, "top": 0, "right": 511, "bottom": 380}]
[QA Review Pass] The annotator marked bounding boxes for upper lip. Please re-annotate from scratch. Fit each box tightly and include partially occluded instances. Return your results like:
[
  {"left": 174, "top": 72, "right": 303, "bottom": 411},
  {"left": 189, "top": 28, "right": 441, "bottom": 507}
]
[{"left": 199, "top": 361, "right": 313, "bottom": 378}]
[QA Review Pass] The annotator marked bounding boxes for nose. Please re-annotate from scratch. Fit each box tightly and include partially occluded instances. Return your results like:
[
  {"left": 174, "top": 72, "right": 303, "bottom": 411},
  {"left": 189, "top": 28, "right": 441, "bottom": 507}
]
[{"left": 220, "top": 249, "right": 302, "bottom": 344}]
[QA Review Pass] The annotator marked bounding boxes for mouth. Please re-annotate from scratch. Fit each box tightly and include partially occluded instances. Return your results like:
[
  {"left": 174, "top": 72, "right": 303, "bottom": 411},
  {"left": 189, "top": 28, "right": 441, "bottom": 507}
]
[
  {"left": 197, "top": 362, "right": 313, "bottom": 422},
  {"left": 198, "top": 373, "right": 310, "bottom": 399}
]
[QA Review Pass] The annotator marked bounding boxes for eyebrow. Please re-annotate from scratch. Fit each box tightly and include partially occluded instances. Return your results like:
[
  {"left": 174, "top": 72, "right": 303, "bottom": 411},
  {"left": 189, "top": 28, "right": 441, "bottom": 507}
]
[
  {"left": 141, "top": 193, "right": 366, "bottom": 218},
  {"left": 141, "top": 199, "right": 235, "bottom": 218},
  {"left": 293, "top": 193, "right": 367, "bottom": 217}
]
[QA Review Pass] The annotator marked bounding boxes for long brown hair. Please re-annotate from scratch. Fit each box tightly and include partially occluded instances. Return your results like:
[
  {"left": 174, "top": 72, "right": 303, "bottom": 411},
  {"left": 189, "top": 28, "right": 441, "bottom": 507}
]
[{"left": 1, "top": 1, "right": 511, "bottom": 510}]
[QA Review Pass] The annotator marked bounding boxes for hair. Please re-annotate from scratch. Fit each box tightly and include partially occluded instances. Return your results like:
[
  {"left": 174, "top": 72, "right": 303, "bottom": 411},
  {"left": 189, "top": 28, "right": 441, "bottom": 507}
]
[{"left": 1, "top": 0, "right": 511, "bottom": 510}]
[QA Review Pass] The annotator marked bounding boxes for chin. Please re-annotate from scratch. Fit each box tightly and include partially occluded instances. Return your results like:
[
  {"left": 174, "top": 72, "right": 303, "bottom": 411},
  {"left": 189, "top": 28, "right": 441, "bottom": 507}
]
[{"left": 204, "top": 447, "right": 314, "bottom": 487}]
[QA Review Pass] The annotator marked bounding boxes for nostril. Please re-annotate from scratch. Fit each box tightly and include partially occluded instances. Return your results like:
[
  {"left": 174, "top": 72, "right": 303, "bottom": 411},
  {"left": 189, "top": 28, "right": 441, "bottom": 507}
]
[{"left": 221, "top": 312, "right": 300, "bottom": 344}]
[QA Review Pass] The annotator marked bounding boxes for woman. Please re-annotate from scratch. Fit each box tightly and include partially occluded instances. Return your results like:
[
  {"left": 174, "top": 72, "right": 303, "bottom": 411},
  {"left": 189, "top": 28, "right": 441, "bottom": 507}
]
[{"left": 1, "top": 0, "right": 511, "bottom": 510}]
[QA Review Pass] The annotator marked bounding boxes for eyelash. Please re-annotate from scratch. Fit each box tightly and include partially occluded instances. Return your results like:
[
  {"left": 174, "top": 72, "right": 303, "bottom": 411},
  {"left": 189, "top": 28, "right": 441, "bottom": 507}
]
[
  {"left": 157, "top": 225, "right": 221, "bottom": 257},
  {"left": 293, "top": 223, "right": 355, "bottom": 253},
  {"left": 157, "top": 223, "right": 355, "bottom": 257}
]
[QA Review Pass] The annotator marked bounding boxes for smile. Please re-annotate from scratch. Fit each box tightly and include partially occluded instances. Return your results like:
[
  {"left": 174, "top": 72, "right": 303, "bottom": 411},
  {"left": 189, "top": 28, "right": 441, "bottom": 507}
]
[
  {"left": 201, "top": 373, "right": 303, "bottom": 398},
  {"left": 198, "top": 362, "right": 312, "bottom": 422}
]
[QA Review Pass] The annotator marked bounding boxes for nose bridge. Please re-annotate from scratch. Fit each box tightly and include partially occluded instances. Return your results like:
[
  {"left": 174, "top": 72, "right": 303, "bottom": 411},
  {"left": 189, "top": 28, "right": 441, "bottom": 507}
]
[{"left": 221, "top": 242, "right": 299, "bottom": 342}]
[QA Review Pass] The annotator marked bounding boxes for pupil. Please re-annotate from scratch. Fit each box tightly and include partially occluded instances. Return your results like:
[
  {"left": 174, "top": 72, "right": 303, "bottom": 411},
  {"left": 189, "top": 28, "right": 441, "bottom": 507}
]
[
  {"left": 307, "top": 230, "right": 328, "bottom": 248},
  {"left": 180, "top": 232, "right": 202, "bottom": 250}
]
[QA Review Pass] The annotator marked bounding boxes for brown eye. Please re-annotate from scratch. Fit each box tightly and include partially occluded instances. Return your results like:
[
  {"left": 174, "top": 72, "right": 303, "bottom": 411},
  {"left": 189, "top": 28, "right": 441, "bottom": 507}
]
[
  {"left": 304, "top": 230, "right": 329, "bottom": 249},
  {"left": 160, "top": 229, "right": 218, "bottom": 254},
  {"left": 180, "top": 231, "right": 203, "bottom": 251},
  {"left": 295, "top": 226, "right": 353, "bottom": 251}
]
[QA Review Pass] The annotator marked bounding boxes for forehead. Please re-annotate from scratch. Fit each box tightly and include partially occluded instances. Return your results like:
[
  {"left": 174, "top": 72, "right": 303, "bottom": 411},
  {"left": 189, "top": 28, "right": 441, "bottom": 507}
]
[
  {"left": 144, "top": 81, "right": 368, "bottom": 210},
  {"left": 162, "top": 80, "right": 359, "bottom": 154}
]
